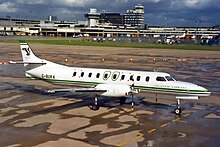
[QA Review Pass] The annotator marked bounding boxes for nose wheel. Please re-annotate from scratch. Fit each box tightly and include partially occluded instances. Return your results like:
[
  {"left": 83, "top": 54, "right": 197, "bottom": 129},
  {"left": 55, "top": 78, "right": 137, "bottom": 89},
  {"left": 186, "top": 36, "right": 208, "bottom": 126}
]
[
  {"left": 174, "top": 107, "right": 182, "bottom": 115},
  {"left": 174, "top": 99, "right": 182, "bottom": 115},
  {"left": 91, "top": 105, "right": 100, "bottom": 111}
]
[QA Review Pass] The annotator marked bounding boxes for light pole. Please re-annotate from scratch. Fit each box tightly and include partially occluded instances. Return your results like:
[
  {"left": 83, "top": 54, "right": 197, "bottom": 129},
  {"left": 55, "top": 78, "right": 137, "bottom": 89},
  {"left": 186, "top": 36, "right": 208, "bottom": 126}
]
[{"left": 164, "top": 17, "right": 167, "bottom": 38}]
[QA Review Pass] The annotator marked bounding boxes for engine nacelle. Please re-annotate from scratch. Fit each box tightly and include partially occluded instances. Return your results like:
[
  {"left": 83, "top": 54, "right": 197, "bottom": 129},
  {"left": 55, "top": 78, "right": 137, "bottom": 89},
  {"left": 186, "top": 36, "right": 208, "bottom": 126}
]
[{"left": 95, "top": 84, "right": 132, "bottom": 97}]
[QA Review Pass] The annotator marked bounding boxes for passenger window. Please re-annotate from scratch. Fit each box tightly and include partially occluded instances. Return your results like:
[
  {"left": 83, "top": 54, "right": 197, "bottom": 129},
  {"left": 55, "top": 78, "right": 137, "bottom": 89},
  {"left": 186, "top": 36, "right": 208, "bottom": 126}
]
[
  {"left": 113, "top": 74, "right": 118, "bottom": 80},
  {"left": 103, "top": 71, "right": 111, "bottom": 80},
  {"left": 111, "top": 71, "right": 120, "bottom": 81},
  {"left": 130, "top": 75, "right": 134, "bottom": 81},
  {"left": 81, "top": 72, "right": 84, "bottom": 77},
  {"left": 96, "top": 73, "right": 100, "bottom": 78},
  {"left": 121, "top": 75, "right": 125, "bottom": 80},
  {"left": 88, "top": 72, "right": 92, "bottom": 78},
  {"left": 104, "top": 73, "right": 108, "bottom": 79},
  {"left": 137, "top": 76, "right": 141, "bottom": 81},
  {"left": 156, "top": 77, "right": 166, "bottom": 81},
  {"left": 73, "top": 72, "right": 77, "bottom": 77},
  {"left": 145, "top": 76, "right": 149, "bottom": 82}
]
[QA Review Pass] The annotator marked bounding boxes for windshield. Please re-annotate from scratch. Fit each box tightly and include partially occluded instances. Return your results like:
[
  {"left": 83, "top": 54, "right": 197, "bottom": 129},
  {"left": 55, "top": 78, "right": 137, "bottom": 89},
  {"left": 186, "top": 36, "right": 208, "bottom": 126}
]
[
  {"left": 156, "top": 76, "right": 166, "bottom": 81},
  {"left": 165, "top": 76, "right": 175, "bottom": 81}
]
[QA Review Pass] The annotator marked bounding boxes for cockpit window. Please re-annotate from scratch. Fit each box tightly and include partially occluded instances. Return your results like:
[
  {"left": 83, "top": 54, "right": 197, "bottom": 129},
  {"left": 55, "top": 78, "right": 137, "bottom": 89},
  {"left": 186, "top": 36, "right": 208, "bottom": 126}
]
[
  {"left": 165, "top": 76, "right": 175, "bottom": 81},
  {"left": 156, "top": 76, "right": 166, "bottom": 81}
]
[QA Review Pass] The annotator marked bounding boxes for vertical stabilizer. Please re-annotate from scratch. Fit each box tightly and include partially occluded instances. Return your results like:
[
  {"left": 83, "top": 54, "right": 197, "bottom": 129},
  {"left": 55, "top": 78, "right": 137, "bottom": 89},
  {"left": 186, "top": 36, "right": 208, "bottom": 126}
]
[
  {"left": 19, "top": 40, "right": 42, "bottom": 62},
  {"left": 19, "top": 40, "right": 44, "bottom": 78}
]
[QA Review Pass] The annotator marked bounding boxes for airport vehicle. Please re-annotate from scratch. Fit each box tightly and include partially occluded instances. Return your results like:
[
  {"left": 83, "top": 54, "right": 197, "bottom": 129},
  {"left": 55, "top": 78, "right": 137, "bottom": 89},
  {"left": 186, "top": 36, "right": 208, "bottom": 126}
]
[
  {"left": 11, "top": 40, "right": 211, "bottom": 115},
  {"left": 157, "top": 38, "right": 175, "bottom": 44}
]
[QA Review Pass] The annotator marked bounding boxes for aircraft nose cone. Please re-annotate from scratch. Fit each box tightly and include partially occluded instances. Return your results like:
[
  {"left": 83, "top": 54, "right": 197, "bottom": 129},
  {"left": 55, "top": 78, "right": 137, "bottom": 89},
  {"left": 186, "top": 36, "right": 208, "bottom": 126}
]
[
  {"left": 197, "top": 85, "right": 206, "bottom": 90},
  {"left": 195, "top": 85, "right": 211, "bottom": 96},
  {"left": 178, "top": 81, "right": 211, "bottom": 96}
]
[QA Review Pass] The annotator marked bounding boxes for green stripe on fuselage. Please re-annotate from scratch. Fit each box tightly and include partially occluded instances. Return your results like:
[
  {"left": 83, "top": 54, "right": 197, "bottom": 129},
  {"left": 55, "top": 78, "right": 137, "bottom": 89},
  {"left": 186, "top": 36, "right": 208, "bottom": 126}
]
[
  {"left": 134, "top": 85, "right": 208, "bottom": 93},
  {"left": 28, "top": 77, "right": 208, "bottom": 94}
]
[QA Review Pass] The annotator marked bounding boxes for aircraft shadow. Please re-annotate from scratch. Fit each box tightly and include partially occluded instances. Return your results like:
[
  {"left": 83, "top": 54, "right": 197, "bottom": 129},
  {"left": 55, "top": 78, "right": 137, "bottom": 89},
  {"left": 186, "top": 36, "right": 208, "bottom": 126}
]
[{"left": 2, "top": 82, "right": 180, "bottom": 114}]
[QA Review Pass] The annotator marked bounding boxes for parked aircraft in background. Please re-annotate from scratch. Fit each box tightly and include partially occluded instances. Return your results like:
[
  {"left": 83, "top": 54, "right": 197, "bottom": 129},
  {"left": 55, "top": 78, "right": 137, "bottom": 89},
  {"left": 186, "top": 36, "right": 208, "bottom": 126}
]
[{"left": 176, "top": 33, "right": 186, "bottom": 39}]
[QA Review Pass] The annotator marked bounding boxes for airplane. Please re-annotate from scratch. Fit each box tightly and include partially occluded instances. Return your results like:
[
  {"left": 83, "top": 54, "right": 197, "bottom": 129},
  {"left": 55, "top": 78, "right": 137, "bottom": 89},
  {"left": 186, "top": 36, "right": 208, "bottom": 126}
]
[
  {"left": 8, "top": 40, "right": 211, "bottom": 115},
  {"left": 176, "top": 33, "right": 186, "bottom": 39}
]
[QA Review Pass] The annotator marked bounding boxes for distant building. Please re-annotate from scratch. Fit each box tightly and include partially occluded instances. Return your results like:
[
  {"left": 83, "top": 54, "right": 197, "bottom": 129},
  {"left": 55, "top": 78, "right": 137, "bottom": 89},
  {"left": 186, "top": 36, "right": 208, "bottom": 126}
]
[
  {"left": 84, "top": 9, "right": 100, "bottom": 27},
  {"left": 99, "top": 13, "right": 124, "bottom": 26},
  {"left": 124, "top": 5, "right": 144, "bottom": 28},
  {"left": 48, "top": 16, "right": 57, "bottom": 21},
  {"left": 85, "top": 4, "right": 145, "bottom": 29}
]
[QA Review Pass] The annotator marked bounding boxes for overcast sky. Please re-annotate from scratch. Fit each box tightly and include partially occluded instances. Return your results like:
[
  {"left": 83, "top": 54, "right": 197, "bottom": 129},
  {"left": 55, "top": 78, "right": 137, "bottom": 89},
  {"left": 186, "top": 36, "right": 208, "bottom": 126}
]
[{"left": 0, "top": 0, "right": 219, "bottom": 27}]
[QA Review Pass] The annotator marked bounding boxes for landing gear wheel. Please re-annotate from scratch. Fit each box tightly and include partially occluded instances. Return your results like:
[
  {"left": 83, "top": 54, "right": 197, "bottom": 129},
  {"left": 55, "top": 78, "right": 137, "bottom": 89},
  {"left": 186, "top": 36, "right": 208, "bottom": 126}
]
[
  {"left": 89, "top": 96, "right": 100, "bottom": 111},
  {"left": 174, "top": 108, "right": 182, "bottom": 115},
  {"left": 174, "top": 99, "right": 182, "bottom": 115},
  {"left": 91, "top": 105, "right": 100, "bottom": 111},
  {"left": 130, "top": 83, "right": 135, "bottom": 110}
]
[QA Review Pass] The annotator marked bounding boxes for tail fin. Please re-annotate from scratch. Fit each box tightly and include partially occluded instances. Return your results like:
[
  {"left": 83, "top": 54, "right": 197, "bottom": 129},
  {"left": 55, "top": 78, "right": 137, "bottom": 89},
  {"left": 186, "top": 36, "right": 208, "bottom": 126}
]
[
  {"left": 19, "top": 40, "right": 45, "bottom": 78},
  {"left": 19, "top": 40, "right": 42, "bottom": 62}
]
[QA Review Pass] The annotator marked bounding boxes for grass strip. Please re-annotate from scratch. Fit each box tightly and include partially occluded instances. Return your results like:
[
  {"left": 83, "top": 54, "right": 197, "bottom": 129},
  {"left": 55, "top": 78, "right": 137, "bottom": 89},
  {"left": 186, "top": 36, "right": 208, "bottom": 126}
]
[{"left": 2, "top": 39, "right": 220, "bottom": 51}]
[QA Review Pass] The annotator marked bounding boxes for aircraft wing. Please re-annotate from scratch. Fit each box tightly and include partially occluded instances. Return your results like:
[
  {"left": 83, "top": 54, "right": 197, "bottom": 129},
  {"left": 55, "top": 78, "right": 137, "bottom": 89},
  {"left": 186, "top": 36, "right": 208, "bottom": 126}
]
[{"left": 47, "top": 88, "right": 107, "bottom": 95}]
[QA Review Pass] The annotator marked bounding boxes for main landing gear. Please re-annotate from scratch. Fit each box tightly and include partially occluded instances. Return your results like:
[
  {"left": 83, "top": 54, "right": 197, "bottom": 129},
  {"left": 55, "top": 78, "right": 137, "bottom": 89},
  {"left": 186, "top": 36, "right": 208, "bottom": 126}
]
[
  {"left": 89, "top": 96, "right": 132, "bottom": 111},
  {"left": 130, "top": 83, "right": 135, "bottom": 110},
  {"left": 131, "top": 95, "right": 134, "bottom": 110},
  {"left": 174, "top": 99, "right": 182, "bottom": 115},
  {"left": 120, "top": 96, "right": 134, "bottom": 110},
  {"left": 90, "top": 96, "right": 100, "bottom": 111}
]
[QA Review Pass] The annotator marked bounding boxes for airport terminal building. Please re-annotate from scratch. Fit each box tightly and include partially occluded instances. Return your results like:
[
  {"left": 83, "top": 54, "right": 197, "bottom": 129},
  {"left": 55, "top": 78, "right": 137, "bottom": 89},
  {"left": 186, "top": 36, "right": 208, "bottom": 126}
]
[
  {"left": 0, "top": 4, "right": 219, "bottom": 42},
  {"left": 85, "top": 5, "right": 145, "bottom": 29}
]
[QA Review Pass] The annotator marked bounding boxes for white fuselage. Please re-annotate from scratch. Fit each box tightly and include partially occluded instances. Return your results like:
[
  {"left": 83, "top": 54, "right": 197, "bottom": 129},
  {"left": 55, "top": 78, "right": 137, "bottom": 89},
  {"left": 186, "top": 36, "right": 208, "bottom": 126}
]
[{"left": 26, "top": 60, "right": 210, "bottom": 97}]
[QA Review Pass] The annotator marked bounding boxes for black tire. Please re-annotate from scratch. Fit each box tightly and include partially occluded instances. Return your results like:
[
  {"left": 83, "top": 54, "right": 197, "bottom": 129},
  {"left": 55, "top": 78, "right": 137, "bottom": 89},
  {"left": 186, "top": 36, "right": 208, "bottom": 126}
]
[
  {"left": 174, "top": 108, "right": 181, "bottom": 115},
  {"left": 91, "top": 105, "right": 100, "bottom": 111}
]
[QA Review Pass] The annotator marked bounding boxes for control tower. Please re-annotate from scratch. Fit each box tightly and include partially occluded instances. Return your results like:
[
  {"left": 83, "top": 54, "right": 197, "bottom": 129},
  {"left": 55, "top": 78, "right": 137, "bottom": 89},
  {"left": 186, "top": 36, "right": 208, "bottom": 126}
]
[
  {"left": 124, "top": 4, "right": 144, "bottom": 28},
  {"left": 85, "top": 9, "right": 100, "bottom": 27}
]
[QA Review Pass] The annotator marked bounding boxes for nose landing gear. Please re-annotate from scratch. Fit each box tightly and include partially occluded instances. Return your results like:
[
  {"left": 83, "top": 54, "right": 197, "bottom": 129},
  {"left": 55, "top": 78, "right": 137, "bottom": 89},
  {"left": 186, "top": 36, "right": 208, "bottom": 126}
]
[{"left": 174, "top": 99, "right": 182, "bottom": 115}]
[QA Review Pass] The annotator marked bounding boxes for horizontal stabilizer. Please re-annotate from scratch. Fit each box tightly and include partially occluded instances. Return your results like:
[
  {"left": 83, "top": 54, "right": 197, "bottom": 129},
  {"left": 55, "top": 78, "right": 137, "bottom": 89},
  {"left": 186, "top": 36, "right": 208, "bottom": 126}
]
[{"left": 8, "top": 61, "right": 46, "bottom": 65}]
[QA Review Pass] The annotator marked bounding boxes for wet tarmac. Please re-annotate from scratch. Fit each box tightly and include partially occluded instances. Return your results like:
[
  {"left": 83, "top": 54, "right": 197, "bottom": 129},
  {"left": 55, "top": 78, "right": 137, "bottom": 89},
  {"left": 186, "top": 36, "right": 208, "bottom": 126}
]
[{"left": 1, "top": 43, "right": 220, "bottom": 146}]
